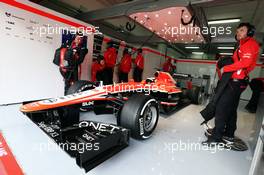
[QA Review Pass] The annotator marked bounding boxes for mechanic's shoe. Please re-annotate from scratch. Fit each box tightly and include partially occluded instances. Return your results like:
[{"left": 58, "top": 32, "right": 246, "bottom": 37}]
[
  {"left": 205, "top": 128, "right": 213, "bottom": 137},
  {"left": 202, "top": 123, "right": 213, "bottom": 137},
  {"left": 201, "top": 136, "right": 223, "bottom": 147},
  {"left": 222, "top": 136, "right": 248, "bottom": 151},
  {"left": 222, "top": 136, "right": 234, "bottom": 144}
]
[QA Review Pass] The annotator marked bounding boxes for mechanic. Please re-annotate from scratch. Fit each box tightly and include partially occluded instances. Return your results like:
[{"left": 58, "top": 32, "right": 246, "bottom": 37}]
[
  {"left": 162, "top": 58, "right": 173, "bottom": 73},
  {"left": 119, "top": 48, "right": 132, "bottom": 82},
  {"left": 245, "top": 77, "right": 264, "bottom": 113},
  {"left": 103, "top": 41, "right": 118, "bottom": 85},
  {"left": 202, "top": 23, "right": 260, "bottom": 146},
  {"left": 133, "top": 48, "right": 144, "bottom": 82},
  {"left": 59, "top": 32, "right": 88, "bottom": 94},
  {"left": 91, "top": 55, "right": 105, "bottom": 83}
]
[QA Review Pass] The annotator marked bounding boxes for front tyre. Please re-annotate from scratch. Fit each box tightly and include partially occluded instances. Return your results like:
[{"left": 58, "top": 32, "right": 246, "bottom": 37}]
[{"left": 120, "top": 94, "right": 159, "bottom": 140}]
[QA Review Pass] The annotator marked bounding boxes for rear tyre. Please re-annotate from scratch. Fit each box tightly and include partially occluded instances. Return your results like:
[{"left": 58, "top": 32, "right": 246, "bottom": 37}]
[
  {"left": 120, "top": 94, "right": 159, "bottom": 140},
  {"left": 189, "top": 86, "right": 204, "bottom": 105}
]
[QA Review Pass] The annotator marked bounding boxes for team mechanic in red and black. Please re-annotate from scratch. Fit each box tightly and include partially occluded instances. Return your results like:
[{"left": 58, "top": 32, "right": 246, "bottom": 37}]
[
  {"left": 203, "top": 23, "right": 260, "bottom": 146},
  {"left": 103, "top": 41, "right": 118, "bottom": 85}
]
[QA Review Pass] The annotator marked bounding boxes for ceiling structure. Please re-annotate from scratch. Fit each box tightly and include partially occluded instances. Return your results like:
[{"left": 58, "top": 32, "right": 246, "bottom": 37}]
[
  {"left": 129, "top": 7, "right": 205, "bottom": 43},
  {"left": 30, "top": 0, "right": 264, "bottom": 59}
]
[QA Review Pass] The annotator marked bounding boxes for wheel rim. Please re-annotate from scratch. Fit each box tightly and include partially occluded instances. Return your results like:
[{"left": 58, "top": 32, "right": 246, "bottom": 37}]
[{"left": 143, "top": 105, "right": 158, "bottom": 132}]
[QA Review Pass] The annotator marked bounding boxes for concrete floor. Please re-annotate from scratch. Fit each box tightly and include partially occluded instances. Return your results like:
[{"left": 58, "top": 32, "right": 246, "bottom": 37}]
[{"left": 0, "top": 101, "right": 257, "bottom": 175}]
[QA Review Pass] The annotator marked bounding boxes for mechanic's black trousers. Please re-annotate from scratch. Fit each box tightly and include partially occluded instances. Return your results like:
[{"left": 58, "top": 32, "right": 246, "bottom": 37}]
[
  {"left": 246, "top": 79, "right": 263, "bottom": 111},
  {"left": 133, "top": 67, "right": 143, "bottom": 82},
  {"left": 119, "top": 72, "right": 128, "bottom": 83},
  {"left": 213, "top": 80, "right": 248, "bottom": 140},
  {"left": 104, "top": 67, "right": 114, "bottom": 85}
]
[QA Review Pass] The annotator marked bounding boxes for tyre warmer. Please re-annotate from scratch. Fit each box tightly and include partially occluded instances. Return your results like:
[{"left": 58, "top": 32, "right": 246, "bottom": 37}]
[{"left": 0, "top": 132, "right": 24, "bottom": 175}]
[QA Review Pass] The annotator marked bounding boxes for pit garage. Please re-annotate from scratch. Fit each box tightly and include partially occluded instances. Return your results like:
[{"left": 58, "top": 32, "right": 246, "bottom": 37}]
[{"left": 0, "top": 0, "right": 264, "bottom": 175}]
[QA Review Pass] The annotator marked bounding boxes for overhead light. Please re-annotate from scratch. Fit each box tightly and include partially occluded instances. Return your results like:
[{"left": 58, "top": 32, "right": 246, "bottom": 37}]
[
  {"left": 192, "top": 52, "right": 204, "bottom": 55},
  {"left": 185, "top": 46, "right": 200, "bottom": 49},
  {"left": 140, "top": 20, "right": 143, "bottom": 23},
  {"left": 217, "top": 46, "right": 234, "bottom": 50},
  {"left": 208, "top": 18, "right": 240, "bottom": 25},
  {"left": 168, "top": 11, "right": 172, "bottom": 15},
  {"left": 144, "top": 14, "right": 148, "bottom": 18},
  {"left": 261, "top": 53, "right": 264, "bottom": 56},
  {"left": 155, "top": 14, "right": 159, "bottom": 18},
  {"left": 181, "top": 38, "right": 184, "bottom": 41},
  {"left": 219, "top": 52, "right": 233, "bottom": 55},
  {"left": 164, "top": 22, "right": 168, "bottom": 26}
]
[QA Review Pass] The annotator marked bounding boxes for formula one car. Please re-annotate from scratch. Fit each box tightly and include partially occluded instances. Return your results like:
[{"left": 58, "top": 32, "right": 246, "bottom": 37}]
[
  {"left": 21, "top": 71, "right": 201, "bottom": 140},
  {"left": 20, "top": 71, "right": 201, "bottom": 171}
]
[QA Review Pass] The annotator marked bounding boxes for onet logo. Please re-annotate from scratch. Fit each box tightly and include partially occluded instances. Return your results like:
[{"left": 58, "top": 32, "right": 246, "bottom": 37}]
[{"left": 5, "top": 12, "right": 11, "bottom": 17}]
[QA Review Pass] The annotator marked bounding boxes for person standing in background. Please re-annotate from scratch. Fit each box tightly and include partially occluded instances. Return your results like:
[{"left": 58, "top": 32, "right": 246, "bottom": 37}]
[
  {"left": 91, "top": 55, "right": 105, "bottom": 83},
  {"left": 119, "top": 49, "right": 132, "bottom": 82},
  {"left": 103, "top": 41, "right": 117, "bottom": 85},
  {"left": 162, "top": 58, "right": 172, "bottom": 72},
  {"left": 133, "top": 49, "right": 144, "bottom": 82},
  {"left": 59, "top": 32, "right": 87, "bottom": 94}
]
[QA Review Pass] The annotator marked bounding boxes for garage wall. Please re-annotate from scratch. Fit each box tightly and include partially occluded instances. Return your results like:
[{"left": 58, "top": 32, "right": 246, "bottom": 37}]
[
  {"left": 142, "top": 48, "right": 165, "bottom": 79},
  {"left": 0, "top": 0, "right": 94, "bottom": 104}
]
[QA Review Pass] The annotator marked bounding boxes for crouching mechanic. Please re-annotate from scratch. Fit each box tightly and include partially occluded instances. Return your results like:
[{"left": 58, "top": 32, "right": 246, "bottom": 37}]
[{"left": 202, "top": 23, "right": 260, "bottom": 147}]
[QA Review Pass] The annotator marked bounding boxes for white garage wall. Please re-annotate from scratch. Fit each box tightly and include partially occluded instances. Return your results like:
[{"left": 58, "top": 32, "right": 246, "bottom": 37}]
[{"left": 0, "top": 0, "right": 93, "bottom": 105}]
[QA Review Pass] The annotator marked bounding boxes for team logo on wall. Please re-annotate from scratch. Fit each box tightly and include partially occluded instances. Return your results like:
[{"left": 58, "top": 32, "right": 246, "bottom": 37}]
[
  {"left": 26, "top": 26, "right": 34, "bottom": 31},
  {"left": 6, "top": 21, "right": 15, "bottom": 25},
  {"left": 5, "top": 12, "right": 11, "bottom": 17},
  {"left": 46, "top": 36, "right": 53, "bottom": 40},
  {"left": 12, "top": 15, "right": 25, "bottom": 21},
  {"left": 29, "top": 20, "right": 39, "bottom": 24}
]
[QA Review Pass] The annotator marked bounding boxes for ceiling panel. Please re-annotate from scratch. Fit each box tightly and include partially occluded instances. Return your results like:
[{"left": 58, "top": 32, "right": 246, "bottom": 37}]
[{"left": 129, "top": 7, "right": 205, "bottom": 44}]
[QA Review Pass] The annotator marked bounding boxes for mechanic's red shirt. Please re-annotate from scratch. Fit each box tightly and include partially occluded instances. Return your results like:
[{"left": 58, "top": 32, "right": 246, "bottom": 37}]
[
  {"left": 119, "top": 53, "right": 132, "bottom": 73},
  {"left": 163, "top": 61, "right": 172, "bottom": 72},
  {"left": 91, "top": 61, "right": 104, "bottom": 82},
  {"left": 135, "top": 53, "right": 144, "bottom": 69},
  {"left": 223, "top": 37, "right": 260, "bottom": 79},
  {"left": 104, "top": 47, "right": 117, "bottom": 68}
]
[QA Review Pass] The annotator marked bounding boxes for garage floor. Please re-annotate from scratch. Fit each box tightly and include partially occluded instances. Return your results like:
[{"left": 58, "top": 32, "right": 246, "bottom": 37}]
[{"left": 0, "top": 101, "right": 256, "bottom": 175}]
